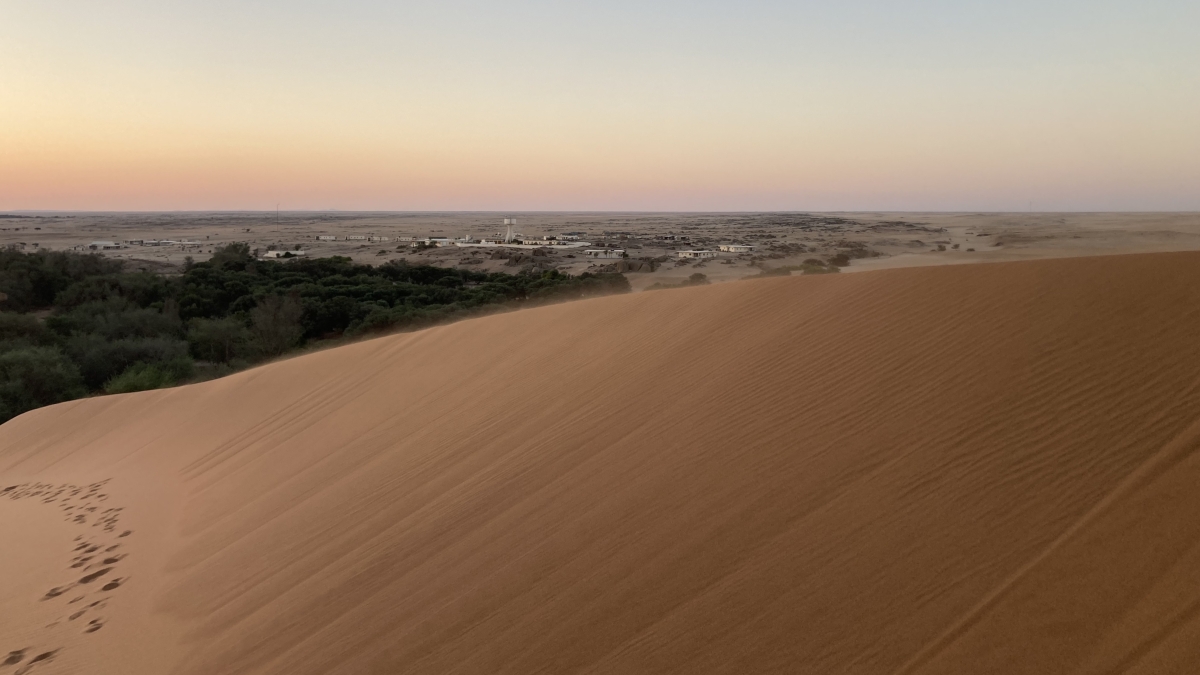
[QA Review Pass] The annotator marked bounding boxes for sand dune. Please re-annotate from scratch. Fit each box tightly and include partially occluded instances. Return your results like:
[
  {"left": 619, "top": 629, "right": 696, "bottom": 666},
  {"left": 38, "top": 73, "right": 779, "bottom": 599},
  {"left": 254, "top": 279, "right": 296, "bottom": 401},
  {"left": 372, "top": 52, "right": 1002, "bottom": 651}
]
[{"left": 3, "top": 252, "right": 1200, "bottom": 674}]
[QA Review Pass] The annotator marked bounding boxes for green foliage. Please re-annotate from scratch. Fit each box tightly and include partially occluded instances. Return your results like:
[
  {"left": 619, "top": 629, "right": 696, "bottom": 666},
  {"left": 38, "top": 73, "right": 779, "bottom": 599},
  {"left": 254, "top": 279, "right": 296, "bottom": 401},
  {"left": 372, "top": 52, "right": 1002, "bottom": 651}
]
[
  {"left": 64, "top": 335, "right": 191, "bottom": 390},
  {"left": 250, "top": 294, "right": 305, "bottom": 356},
  {"left": 0, "top": 249, "right": 630, "bottom": 423},
  {"left": 104, "top": 357, "right": 195, "bottom": 394},
  {"left": 187, "top": 317, "right": 251, "bottom": 363},
  {"left": 0, "top": 311, "right": 54, "bottom": 351},
  {"left": 208, "top": 242, "right": 254, "bottom": 270},
  {"left": 0, "top": 249, "right": 124, "bottom": 312},
  {"left": 0, "top": 347, "right": 87, "bottom": 421}
]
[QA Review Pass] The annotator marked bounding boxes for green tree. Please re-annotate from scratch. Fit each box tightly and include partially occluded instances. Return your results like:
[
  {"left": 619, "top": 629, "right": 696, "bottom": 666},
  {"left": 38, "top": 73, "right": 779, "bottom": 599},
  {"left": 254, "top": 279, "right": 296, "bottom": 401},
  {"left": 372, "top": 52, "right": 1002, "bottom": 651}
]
[
  {"left": 0, "top": 347, "right": 88, "bottom": 422},
  {"left": 0, "top": 311, "right": 53, "bottom": 350},
  {"left": 103, "top": 357, "right": 194, "bottom": 394},
  {"left": 188, "top": 317, "right": 251, "bottom": 363},
  {"left": 250, "top": 294, "right": 305, "bottom": 356},
  {"left": 209, "top": 242, "right": 254, "bottom": 270}
]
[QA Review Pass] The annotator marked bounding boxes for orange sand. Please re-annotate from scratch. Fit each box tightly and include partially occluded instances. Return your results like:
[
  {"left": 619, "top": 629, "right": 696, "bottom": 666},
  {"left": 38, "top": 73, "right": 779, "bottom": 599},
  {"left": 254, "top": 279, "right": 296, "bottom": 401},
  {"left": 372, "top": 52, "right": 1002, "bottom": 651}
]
[{"left": 3, "top": 252, "right": 1200, "bottom": 674}]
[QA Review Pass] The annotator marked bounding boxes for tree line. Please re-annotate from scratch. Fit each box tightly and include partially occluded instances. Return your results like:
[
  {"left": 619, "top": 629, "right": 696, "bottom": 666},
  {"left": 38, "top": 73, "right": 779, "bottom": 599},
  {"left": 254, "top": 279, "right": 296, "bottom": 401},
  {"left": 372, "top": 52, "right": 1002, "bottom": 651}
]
[{"left": 0, "top": 244, "right": 630, "bottom": 423}]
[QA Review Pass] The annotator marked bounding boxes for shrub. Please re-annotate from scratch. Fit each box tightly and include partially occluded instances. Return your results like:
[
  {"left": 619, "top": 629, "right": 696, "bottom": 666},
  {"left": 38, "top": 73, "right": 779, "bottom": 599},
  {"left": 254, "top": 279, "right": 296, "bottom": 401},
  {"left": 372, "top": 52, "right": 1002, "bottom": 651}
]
[
  {"left": 0, "top": 347, "right": 87, "bottom": 420},
  {"left": 65, "top": 335, "right": 191, "bottom": 390},
  {"left": 103, "top": 357, "right": 195, "bottom": 394},
  {"left": 187, "top": 317, "right": 251, "bottom": 363},
  {"left": 250, "top": 294, "right": 305, "bottom": 356},
  {"left": 0, "top": 311, "right": 53, "bottom": 349}
]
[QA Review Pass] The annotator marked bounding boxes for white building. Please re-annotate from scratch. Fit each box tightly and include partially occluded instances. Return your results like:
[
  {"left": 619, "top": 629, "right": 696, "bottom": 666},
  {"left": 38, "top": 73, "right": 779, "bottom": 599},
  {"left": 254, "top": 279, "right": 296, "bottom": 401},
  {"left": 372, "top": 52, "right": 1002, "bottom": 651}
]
[
  {"left": 584, "top": 249, "right": 625, "bottom": 259},
  {"left": 677, "top": 250, "right": 719, "bottom": 259},
  {"left": 88, "top": 241, "right": 121, "bottom": 250},
  {"left": 317, "top": 235, "right": 337, "bottom": 241},
  {"left": 368, "top": 236, "right": 390, "bottom": 242},
  {"left": 260, "top": 250, "right": 307, "bottom": 259},
  {"left": 346, "top": 235, "right": 367, "bottom": 241},
  {"left": 719, "top": 244, "right": 754, "bottom": 253}
]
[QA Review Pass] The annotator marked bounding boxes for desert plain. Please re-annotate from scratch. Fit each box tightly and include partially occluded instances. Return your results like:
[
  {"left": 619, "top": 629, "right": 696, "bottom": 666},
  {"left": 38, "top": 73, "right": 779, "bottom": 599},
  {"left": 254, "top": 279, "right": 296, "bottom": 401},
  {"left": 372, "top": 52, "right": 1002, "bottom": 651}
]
[
  {"left": 3, "top": 211, "right": 1200, "bottom": 289},
  {"left": 2, "top": 232, "right": 1200, "bottom": 672}
]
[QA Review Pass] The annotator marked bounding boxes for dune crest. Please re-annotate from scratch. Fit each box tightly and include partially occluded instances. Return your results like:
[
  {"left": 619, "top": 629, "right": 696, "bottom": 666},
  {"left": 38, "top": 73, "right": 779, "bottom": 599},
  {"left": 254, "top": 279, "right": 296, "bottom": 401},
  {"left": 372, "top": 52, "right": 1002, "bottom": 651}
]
[{"left": 3, "top": 252, "right": 1200, "bottom": 674}]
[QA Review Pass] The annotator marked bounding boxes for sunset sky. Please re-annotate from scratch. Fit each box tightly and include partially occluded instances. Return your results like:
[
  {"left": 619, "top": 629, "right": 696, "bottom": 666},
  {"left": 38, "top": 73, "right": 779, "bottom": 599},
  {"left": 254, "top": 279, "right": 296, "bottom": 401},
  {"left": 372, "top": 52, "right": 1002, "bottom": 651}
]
[{"left": 2, "top": 0, "right": 1197, "bottom": 211}]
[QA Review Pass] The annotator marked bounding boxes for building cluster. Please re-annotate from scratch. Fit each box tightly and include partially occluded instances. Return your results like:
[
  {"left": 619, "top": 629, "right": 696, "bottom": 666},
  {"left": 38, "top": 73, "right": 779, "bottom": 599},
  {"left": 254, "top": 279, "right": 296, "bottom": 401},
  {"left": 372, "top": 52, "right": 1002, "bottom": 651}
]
[
  {"left": 88, "top": 239, "right": 205, "bottom": 250},
  {"left": 242, "top": 219, "right": 760, "bottom": 266}
]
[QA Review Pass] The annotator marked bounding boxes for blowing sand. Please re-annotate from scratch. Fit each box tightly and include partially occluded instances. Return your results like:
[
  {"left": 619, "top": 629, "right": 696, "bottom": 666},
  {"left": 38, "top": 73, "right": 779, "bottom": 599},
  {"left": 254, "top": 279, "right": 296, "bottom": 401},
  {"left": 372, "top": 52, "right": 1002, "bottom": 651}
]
[{"left": 3, "top": 251, "right": 1200, "bottom": 674}]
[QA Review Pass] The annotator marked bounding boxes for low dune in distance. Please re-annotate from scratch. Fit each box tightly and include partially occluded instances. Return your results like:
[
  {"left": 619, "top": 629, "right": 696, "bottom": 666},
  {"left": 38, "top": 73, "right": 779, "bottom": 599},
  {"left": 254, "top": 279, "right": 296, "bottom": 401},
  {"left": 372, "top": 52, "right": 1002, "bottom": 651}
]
[{"left": 3, "top": 252, "right": 1200, "bottom": 674}]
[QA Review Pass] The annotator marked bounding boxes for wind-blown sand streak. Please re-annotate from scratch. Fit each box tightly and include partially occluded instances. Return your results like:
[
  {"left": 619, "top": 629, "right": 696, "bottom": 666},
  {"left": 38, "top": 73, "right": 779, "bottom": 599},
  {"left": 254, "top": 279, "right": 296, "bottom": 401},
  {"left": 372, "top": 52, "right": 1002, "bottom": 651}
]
[{"left": 2, "top": 251, "right": 1200, "bottom": 674}]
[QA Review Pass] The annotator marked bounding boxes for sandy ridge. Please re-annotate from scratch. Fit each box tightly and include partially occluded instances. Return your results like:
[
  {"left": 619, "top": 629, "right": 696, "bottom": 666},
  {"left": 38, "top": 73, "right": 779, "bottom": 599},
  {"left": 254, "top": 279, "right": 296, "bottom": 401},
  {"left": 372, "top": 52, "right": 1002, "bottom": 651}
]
[{"left": 2, "top": 251, "right": 1200, "bottom": 674}]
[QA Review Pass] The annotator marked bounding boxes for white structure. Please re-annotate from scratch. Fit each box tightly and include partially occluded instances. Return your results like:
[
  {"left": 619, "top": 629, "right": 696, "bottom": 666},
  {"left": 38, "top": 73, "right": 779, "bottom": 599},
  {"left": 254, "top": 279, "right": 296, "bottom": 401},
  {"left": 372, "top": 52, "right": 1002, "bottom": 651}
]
[
  {"left": 677, "top": 250, "right": 719, "bottom": 259},
  {"left": 260, "top": 250, "right": 307, "bottom": 259},
  {"left": 719, "top": 244, "right": 754, "bottom": 253},
  {"left": 346, "top": 235, "right": 367, "bottom": 241},
  {"left": 584, "top": 249, "right": 625, "bottom": 259},
  {"left": 502, "top": 218, "right": 520, "bottom": 243},
  {"left": 368, "top": 236, "right": 390, "bottom": 242},
  {"left": 88, "top": 241, "right": 121, "bottom": 250},
  {"left": 317, "top": 235, "right": 337, "bottom": 241}
]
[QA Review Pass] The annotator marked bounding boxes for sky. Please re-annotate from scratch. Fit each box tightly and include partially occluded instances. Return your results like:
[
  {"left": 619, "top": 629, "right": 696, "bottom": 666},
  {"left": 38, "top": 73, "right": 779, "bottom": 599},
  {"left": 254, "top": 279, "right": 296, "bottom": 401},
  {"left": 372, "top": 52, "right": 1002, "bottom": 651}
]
[{"left": 1, "top": 0, "right": 1198, "bottom": 211}]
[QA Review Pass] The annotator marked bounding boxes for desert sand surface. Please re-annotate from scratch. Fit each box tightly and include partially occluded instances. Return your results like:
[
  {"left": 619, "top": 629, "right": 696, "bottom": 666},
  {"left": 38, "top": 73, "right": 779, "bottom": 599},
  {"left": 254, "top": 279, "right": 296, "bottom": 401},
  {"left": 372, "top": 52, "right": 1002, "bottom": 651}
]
[
  {"left": 4, "top": 211, "right": 1200, "bottom": 289},
  {"left": 3, "top": 251, "right": 1200, "bottom": 674}
]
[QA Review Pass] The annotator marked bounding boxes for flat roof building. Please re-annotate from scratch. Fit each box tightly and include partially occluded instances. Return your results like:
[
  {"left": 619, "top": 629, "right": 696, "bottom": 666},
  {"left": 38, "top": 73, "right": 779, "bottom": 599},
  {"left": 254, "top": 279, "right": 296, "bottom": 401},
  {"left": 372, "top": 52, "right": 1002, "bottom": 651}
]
[
  {"left": 677, "top": 250, "right": 719, "bottom": 259},
  {"left": 584, "top": 249, "right": 625, "bottom": 259}
]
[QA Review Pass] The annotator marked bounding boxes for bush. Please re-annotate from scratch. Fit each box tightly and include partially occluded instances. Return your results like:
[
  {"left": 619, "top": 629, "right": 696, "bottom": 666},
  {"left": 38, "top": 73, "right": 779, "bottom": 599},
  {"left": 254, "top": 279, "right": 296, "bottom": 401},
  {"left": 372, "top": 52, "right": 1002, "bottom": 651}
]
[
  {"left": 0, "top": 249, "right": 124, "bottom": 312},
  {"left": 46, "top": 299, "right": 182, "bottom": 340},
  {"left": 187, "top": 317, "right": 251, "bottom": 363},
  {"left": 209, "top": 242, "right": 254, "bottom": 270},
  {"left": 0, "top": 347, "right": 87, "bottom": 420},
  {"left": 0, "top": 311, "right": 54, "bottom": 349},
  {"left": 250, "top": 294, "right": 305, "bottom": 356},
  {"left": 104, "top": 357, "right": 195, "bottom": 394},
  {"left": 65, "top": 334, "right": 191, "bottom": 390}
]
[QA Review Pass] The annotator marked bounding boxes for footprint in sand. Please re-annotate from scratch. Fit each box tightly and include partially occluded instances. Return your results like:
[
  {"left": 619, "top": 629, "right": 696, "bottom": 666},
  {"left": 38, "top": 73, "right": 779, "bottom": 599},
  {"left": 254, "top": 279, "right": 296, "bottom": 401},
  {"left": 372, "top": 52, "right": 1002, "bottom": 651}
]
[
  {"left": 78, "top": 568, "right": 112, "bottom": 585},
  {"left": 84, "top": 619, "right": 104, "bottom": 634},
  {"left": 101, "top": 577, "right": 126, "bottom": 592},
  {"left": 41, "top": 585, "right": 74, "bottom": 601},
  {"left": 3, "top": 649, "right": 26, "bottom": 665},
  {"left": 13, "top": 650, "right": 57, "bottom": 675}
]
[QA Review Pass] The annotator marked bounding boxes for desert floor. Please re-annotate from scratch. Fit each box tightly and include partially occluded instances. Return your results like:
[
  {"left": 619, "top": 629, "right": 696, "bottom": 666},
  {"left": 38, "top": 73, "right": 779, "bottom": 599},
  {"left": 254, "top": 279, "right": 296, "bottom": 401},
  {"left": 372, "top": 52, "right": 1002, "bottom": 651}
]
[
  {"left": 3, "top": 251, "right": 1200, "bottom": 674},
  {"left": 3, "top": 211, "right": 1199, "bottom": 288}
]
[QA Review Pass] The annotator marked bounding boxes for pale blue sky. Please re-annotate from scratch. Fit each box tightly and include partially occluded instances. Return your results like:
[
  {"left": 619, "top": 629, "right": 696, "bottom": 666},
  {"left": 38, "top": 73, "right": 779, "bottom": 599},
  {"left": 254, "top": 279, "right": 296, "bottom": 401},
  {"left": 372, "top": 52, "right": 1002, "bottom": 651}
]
[{"left": 1, "top": 0, "right": 1197, "bottom": 210}]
